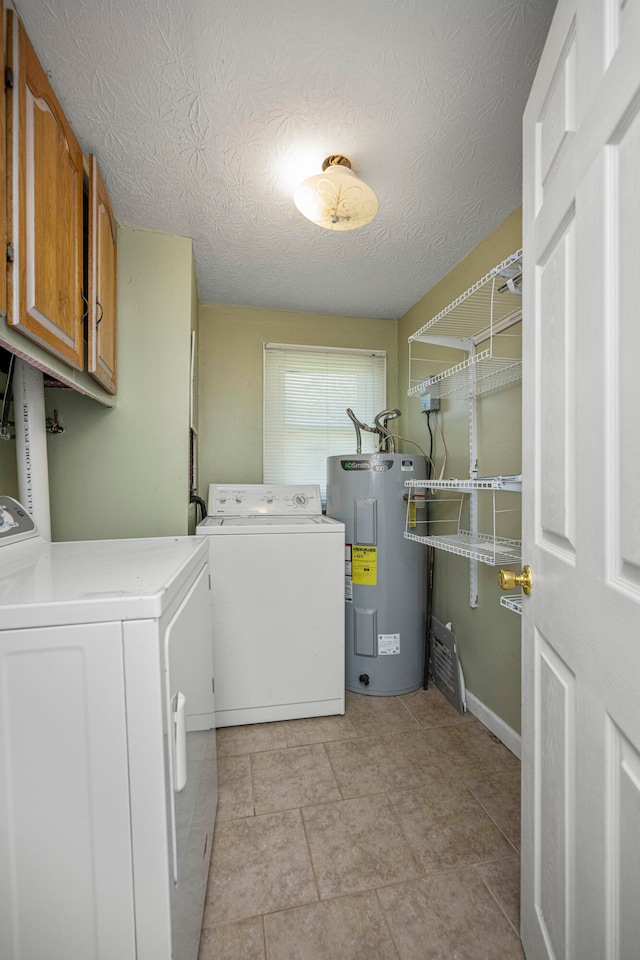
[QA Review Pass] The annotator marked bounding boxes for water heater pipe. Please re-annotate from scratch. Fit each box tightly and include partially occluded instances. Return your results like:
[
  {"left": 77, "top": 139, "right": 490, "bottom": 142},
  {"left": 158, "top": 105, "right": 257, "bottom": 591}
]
[
  {"left": 14, "top": 359, "right": 51, "bottom": 540},
  {"left": 346, "top": 408, "right": 364, "bottom": 453},
  {"left": 374, "top": 408, "right": 401, "bottom": 453}
]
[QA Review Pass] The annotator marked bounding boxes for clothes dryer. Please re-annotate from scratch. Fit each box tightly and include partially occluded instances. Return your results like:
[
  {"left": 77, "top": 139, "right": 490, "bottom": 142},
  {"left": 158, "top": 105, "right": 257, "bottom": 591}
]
[{"left": 0, "top": 498, "right": 217, "bottom": 960}]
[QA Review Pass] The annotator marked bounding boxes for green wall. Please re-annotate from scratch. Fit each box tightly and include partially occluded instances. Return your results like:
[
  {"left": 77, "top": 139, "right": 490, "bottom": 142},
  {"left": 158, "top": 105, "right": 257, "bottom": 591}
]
[
  {"left": 3, "top": 209, "right": 524, "bottom": 736},
  {"left": 398, "top": 207, "right": 523, "bottom": 733},
  {"left": 197, "top": 303, "right": 398, "bottom": 493},
  {"left": 0, "top": 369, "right": 18, "bottom": 495},
  {"left": 44, "top": 226, "right": 195, "bottom": 541}
]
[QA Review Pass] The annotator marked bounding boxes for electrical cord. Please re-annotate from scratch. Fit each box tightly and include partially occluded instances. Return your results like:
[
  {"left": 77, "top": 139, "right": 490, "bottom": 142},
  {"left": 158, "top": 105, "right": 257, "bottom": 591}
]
[
  {"left": 381, "top": 433, "right": 437, "bottom": 476},
  {"left": 190, "top": 495, "right": 207, "bottom": 523},
  {"left": 434, "top": 411, "right": 447, "bottom": 480}
]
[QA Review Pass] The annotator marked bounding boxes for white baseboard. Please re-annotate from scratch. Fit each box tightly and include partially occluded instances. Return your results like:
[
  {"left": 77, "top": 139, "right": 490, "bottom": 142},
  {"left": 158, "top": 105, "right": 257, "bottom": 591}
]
[{"left": 465, "top": 690, "right": 521, "bottom": 760}]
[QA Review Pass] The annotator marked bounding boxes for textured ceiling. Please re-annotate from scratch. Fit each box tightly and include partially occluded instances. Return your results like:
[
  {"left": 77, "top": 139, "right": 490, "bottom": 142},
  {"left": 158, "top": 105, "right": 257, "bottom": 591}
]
[{"left": 15, "top": 0, "right": 556, "bottom": 320}]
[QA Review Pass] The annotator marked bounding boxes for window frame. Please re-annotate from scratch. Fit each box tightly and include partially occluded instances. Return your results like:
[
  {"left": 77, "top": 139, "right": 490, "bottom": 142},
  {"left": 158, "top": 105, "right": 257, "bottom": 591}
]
[{"left": 263, "top": 342, "right": 387, "bottom": 500}]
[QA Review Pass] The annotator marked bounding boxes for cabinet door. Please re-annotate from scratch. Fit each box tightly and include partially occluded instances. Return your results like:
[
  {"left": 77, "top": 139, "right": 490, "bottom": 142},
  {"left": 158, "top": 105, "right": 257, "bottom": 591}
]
[
  {"left": 88, "top": 154, "right": 117, "bottom": 394},
  {"left": 0, "top": 8, "right": 6, "bottom": 318},
  {"left": 0, "top": 621, "right": 136, "bottom": 960},
  {"left": 7, "top": 14, "right": 84, "bottom": 370}
]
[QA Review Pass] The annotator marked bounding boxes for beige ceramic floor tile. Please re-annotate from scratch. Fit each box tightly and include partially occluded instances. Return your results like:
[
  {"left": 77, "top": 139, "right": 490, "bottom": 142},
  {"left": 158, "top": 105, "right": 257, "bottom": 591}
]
[
  {"left": 284, "top": 713, "right": 359, "bottom": 746},
  {"left": 448, "top": 721, "right": 519, "bottom": 767},
  {"left": 302, "top": 794, "right": 423, "bottom": 899},
  {"left": 402, "top": 686, "right": 474, "bottom": 728},
  {"left": 390, "top": 721, "right": 516, "bottom": 782},
  {"left": 216, "top": 754, "right": 254, "bottom": 821},
  {"left": 345, "top": 691, "right": 420, "bottom": 737},
  {"left": 203, "top": 809, "right": 318, "bottom": 924},
  {"left": 216, "top": 721, "right": 288, "bottom": 758},
  {"left": 476, "top": 856, "right": 521, "bottom": 932},
  {"left": 466, "top": 767, "right": 521, "bottom": 848},
  {"left": 378, "top": 871, "right": 525, "bottom": 959},
  {"left": 389, "top": 729, "right": 494, "bottom": 782},
  {"left": 387, "top": 779, "right": 516, "bottom": 872},
  {"left": 264, "top": 891, "right": 400, "bottom": 960},
  {"left": 198, "top": 917, "right": 265, "bottom": 960},
  {"left": 324, "top": 736, "right": 421, "bottom": 798},
  {"left": 250, "top": 744, "right": 341, "bottom": 814}
]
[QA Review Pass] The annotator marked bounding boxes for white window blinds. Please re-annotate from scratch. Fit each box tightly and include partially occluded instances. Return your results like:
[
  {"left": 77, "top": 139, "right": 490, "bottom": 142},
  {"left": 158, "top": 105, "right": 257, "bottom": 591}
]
[{"left": 263, "top": 343, "right": 387, "bottom": 501}]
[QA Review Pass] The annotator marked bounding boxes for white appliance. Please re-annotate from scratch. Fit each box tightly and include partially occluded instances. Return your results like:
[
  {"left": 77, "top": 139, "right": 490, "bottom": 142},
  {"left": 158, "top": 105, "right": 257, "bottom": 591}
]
[
  {"left": 0, "top": 498, "right": 218, "bottom": 960},
  {"left": 197, "top": 483, "right": 345, "bottom": 727}
]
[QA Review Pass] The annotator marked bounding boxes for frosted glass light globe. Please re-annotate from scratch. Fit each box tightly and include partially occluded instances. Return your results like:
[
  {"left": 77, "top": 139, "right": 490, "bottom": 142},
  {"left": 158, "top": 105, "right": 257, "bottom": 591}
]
[{"left": 294, "top": 156, "right": 378, "bottom": 231}]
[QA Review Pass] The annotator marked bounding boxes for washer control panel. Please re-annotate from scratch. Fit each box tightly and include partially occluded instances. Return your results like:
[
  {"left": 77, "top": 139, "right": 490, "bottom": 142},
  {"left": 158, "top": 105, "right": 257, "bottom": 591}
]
[
  {"left": 0, "top": 496, "right": 38, "bottom": 546},
  {"left": 207, "top": 484, "right": 322, "bottom": 517}
]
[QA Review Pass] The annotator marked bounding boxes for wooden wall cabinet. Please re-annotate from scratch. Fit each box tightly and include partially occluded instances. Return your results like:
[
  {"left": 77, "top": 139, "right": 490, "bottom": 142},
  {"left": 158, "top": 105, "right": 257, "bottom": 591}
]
[
  {"left": 8, "top": 13, "right": 84, "bottom": 369},
  {"left": 87, "top": 155, "right": 117, "bottom": 395},
  {"left": 5, "top": 12, "right": 118, "bottom": 394}
]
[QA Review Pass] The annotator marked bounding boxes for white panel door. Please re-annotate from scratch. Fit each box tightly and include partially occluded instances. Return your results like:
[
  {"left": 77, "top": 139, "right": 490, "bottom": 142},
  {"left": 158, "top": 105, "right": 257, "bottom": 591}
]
[{"left": 522, "top": 1, "right": 640, "bottom": 958}]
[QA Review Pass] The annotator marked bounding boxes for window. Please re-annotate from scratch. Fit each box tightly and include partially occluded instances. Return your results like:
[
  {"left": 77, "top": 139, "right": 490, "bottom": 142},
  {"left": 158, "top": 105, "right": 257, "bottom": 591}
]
[{"left": 263, "top": 343, "right": 386, "bottom": 501}]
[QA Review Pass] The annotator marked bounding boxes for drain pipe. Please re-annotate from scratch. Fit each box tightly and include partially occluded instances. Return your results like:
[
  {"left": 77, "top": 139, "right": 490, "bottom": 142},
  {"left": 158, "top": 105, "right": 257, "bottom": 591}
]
[{"left": 14, "top": 359, "right": 51, "bottom": 540}]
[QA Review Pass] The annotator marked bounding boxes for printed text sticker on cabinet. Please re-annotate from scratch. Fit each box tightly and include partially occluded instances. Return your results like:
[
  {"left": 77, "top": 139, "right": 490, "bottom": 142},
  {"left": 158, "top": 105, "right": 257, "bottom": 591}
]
[
  {"left": 88, "top": 156, "right": 117, "bottom": 395},
  {"left": 7, "top": 14, "right": 84, "bottom": 370}
]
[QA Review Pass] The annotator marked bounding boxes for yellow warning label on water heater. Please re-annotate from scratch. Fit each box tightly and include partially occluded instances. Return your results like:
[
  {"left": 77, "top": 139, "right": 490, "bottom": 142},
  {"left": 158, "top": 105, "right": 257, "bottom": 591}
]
[{"left": 352, "top": 546, "right": 377, "bottom": 585}]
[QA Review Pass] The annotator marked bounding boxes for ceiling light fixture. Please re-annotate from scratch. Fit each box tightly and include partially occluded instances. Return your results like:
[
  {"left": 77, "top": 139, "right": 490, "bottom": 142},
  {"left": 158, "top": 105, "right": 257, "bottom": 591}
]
[{"left": 293, "top": 155, "right": 378, "bottom": 231}]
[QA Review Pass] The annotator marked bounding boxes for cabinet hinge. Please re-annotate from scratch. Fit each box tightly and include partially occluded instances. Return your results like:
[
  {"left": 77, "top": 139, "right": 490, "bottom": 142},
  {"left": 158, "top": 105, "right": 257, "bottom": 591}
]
[
  {"left": 6, "top": 242, "right": 14, "bottom": 263},
  {"left": 5, "top": 67, "right": 13, "bottom": 90}
]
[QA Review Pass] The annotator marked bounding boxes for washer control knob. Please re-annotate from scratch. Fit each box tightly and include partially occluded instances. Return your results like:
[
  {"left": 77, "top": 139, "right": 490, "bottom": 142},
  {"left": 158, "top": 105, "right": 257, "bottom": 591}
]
[
  {"left": 293, "top": 493, "right": 308, "bottom": 506},
  {"left": 235, "top": 496, "right": 244, "bottom": 504}
]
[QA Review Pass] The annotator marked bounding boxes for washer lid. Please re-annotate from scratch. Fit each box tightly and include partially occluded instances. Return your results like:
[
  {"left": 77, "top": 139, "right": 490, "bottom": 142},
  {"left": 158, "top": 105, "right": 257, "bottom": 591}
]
[{"left": 196, "top": 515, "right": 344, "bottom": 535}]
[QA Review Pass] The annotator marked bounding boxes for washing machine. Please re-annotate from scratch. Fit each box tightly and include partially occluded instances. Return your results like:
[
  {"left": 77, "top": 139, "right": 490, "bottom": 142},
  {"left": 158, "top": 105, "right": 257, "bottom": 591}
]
[
  {"left": 196, "top": 483, "right": 345, "bottom": 727},
  {"left": 0, "top": 497, "right": 217, "bottom": 960}
]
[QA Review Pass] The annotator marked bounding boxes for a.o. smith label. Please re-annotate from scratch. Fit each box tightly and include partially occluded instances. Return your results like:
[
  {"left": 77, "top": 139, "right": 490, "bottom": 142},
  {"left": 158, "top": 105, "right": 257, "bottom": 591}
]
[{"left": 341, "top": 460, "right": 393, "bottom": 472}]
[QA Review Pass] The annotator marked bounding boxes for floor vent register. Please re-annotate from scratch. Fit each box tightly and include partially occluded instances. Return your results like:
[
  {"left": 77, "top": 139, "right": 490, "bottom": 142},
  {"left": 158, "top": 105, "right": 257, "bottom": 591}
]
[{"left": 429, "top": 617, "right": 466, "bottom": 715}]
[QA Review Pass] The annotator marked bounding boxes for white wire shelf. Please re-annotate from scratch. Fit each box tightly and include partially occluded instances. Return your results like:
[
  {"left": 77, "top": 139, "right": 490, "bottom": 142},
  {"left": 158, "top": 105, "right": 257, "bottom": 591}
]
[
  {"left": 405, "top": 529, "right": 522, "bottom": 565},
  {"left": 500, "top": 593, "right": 523, "bottom": 615},
  {"left": 408, "top": 250, "right": 523, "bottom": 344},
  {"left": 406, "top": 475, "right": 522, "bottom": 492},
  {"left": 407, "top": 249, "right": 522, "bottom": 399},
  {"left": 404, "top": 481, "right": 521, "bottom": 566},
  {"left": 408, "top": 352, "right": 522, "bottom": 399}
]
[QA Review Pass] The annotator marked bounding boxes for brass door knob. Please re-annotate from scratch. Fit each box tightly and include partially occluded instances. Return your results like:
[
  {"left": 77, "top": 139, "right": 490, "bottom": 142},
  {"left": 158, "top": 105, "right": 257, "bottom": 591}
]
[{"left": 499, "top": 565, "right": 533, "bottom": 595}]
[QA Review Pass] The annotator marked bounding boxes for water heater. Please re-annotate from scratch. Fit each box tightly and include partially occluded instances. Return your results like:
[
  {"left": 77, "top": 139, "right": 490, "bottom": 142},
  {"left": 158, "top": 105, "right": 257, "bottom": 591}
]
[{"left": 326, "top": 453, "right": 427, "bottom": 696}]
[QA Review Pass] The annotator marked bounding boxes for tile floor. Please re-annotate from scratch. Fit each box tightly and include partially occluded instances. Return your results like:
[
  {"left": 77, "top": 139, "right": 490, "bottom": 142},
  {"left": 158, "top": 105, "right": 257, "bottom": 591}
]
[{"left": 199, "top": 686, "right": 523, "bottom": 960}]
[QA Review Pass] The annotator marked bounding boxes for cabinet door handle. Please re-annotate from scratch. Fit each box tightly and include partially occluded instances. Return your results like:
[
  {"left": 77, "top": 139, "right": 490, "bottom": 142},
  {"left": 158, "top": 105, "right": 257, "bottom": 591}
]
[{"left": 95, "top": 299, "right": 103, "bottom": 326}]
